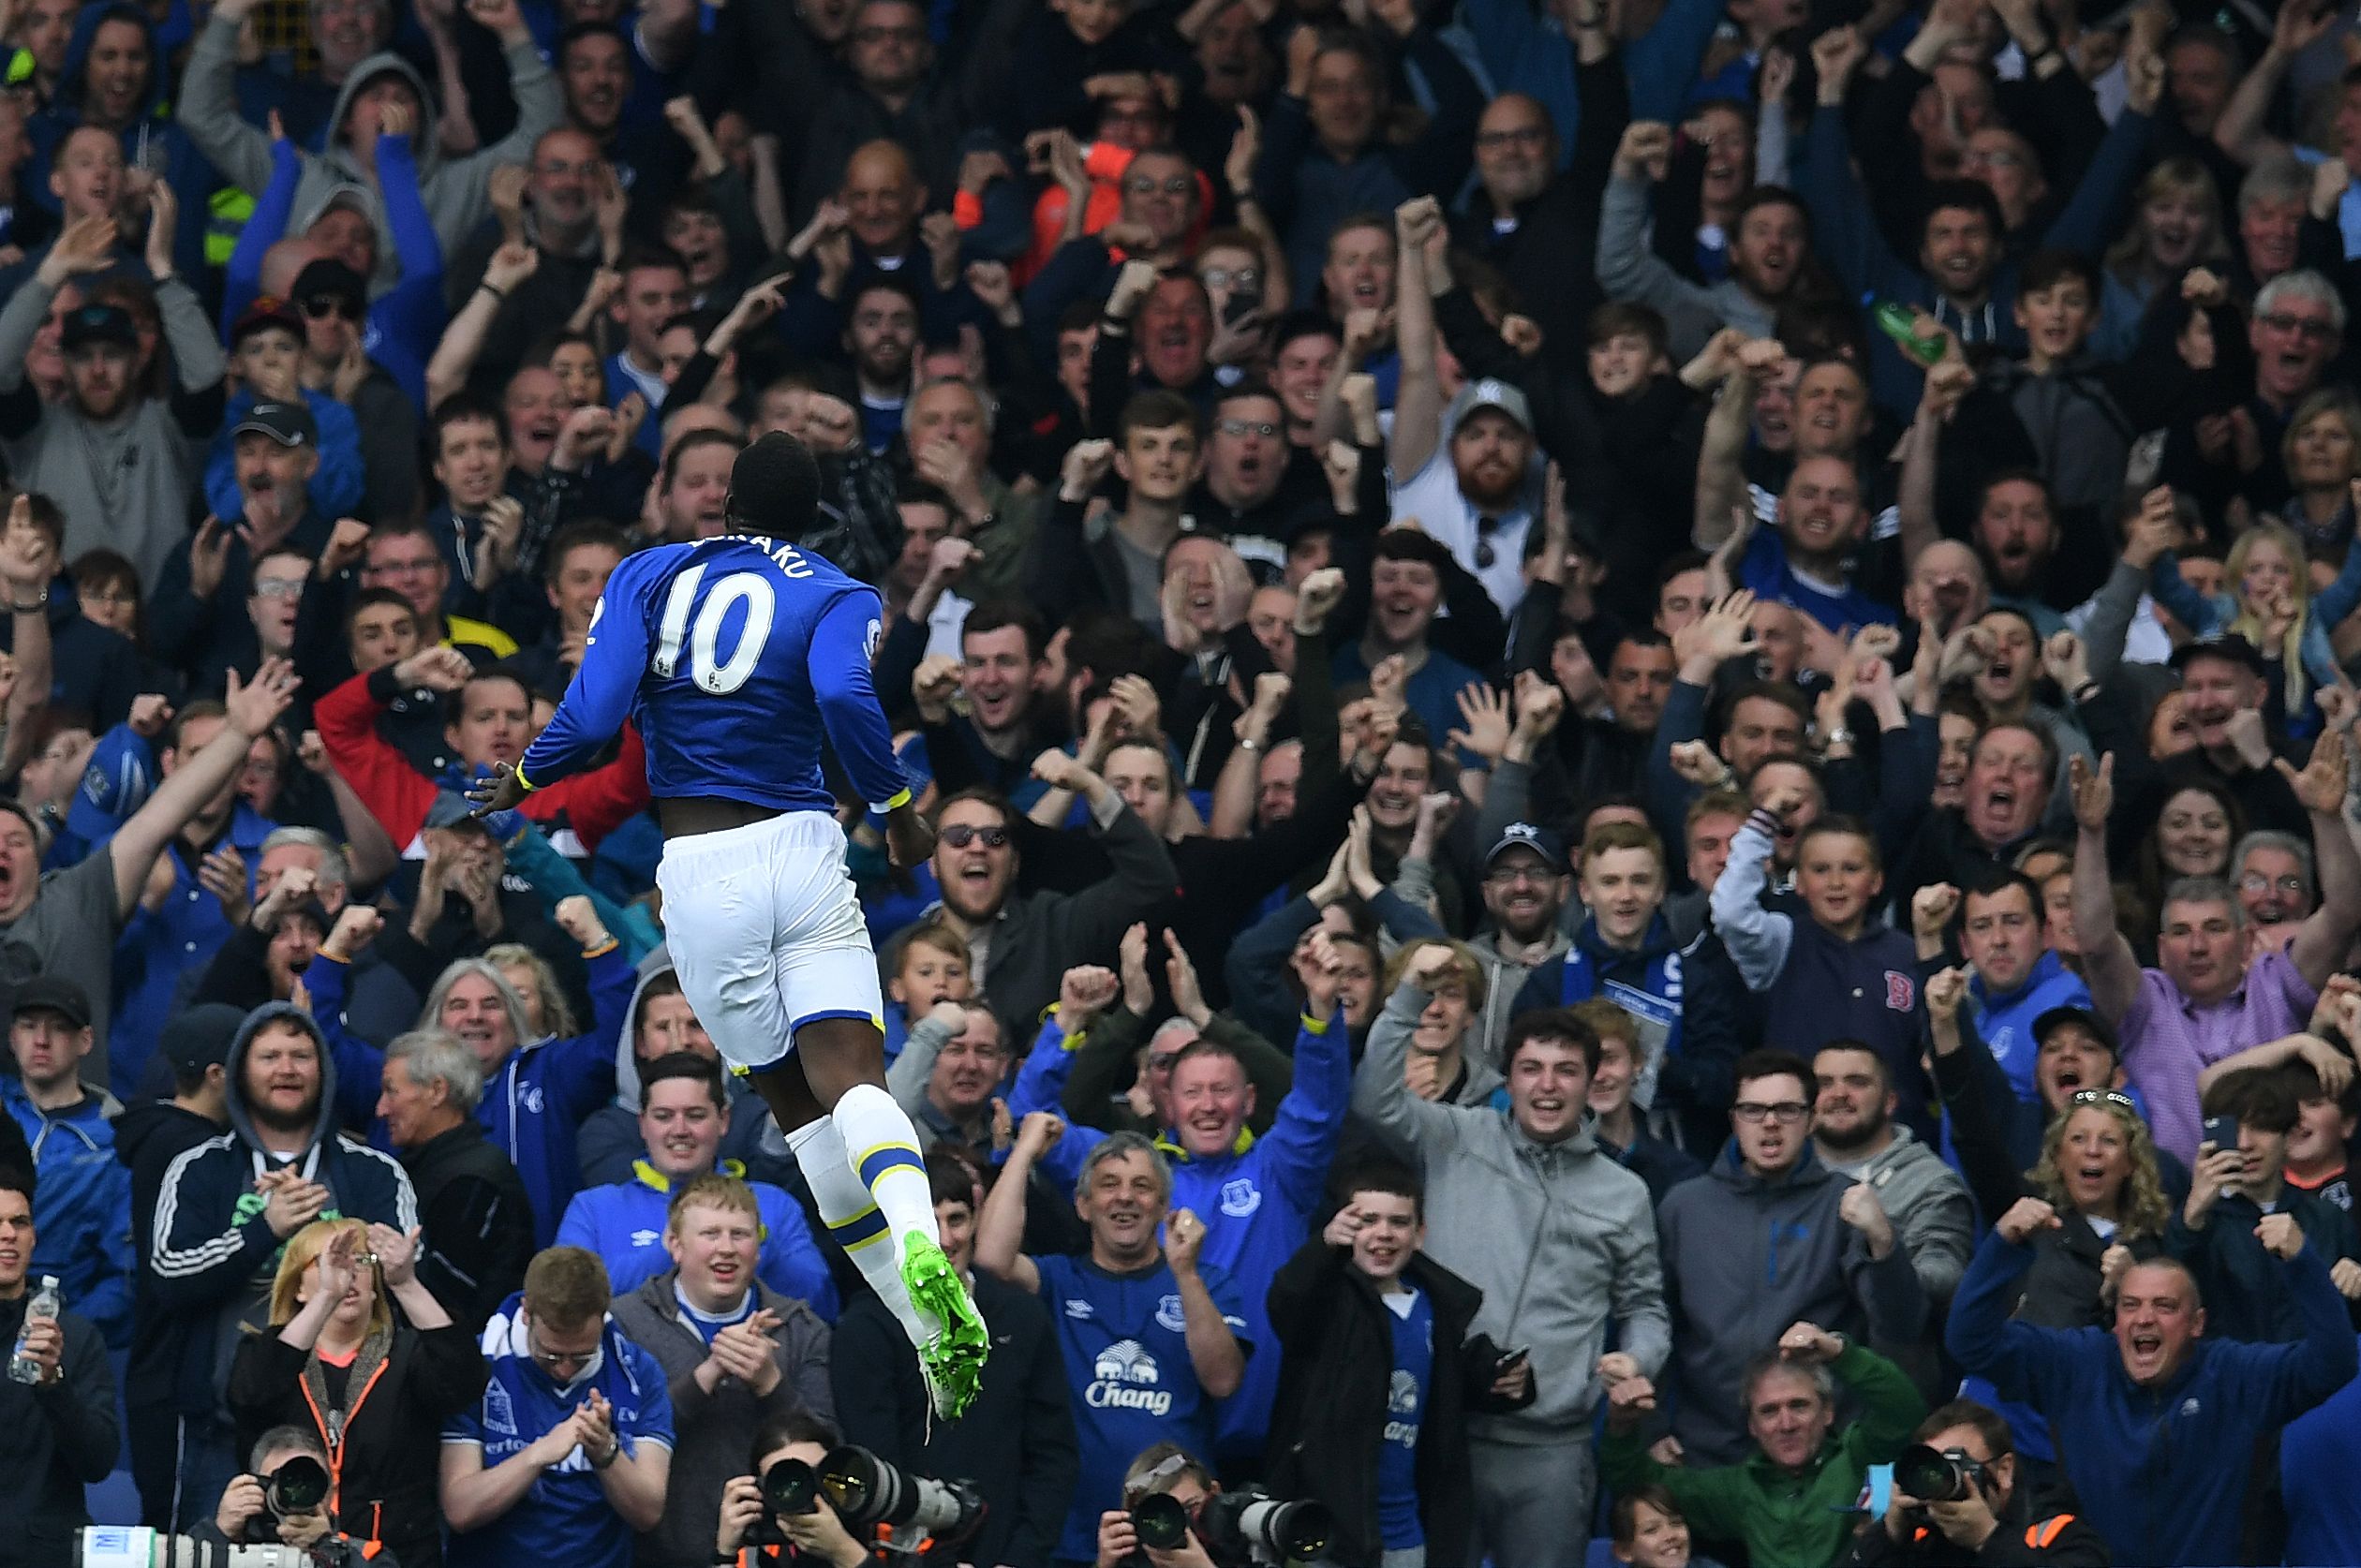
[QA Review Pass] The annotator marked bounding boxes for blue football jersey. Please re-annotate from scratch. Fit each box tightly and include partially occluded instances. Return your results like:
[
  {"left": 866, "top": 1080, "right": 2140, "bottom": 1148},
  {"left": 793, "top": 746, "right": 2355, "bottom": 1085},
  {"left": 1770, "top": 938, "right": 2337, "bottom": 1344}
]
[{"left": 517, "top": 535, "right": 909, "bottom": 815}]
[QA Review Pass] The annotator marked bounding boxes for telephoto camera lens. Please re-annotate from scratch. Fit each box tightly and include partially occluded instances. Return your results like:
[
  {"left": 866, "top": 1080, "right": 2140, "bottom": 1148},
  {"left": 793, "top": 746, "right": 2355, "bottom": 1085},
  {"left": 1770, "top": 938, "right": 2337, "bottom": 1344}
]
[
  {"left": 1893, "top": 1443, "right": 1975, "bottom": 1504},
  {"left": 817, "top": 1444, "right": 984, "bottom": 1546},
  {"left": 1199, "top": 1490, "right": 1334, "bottom": 1565},
  {"left": 1128, "top": 1492, "right": 1193, "bottom": 1551},
  {"left": 262, "top": 1457, "right": 332, "bottom": 1517},
  {"left": 760, "top": 1457, "right": 820, "bottom": 1516}
]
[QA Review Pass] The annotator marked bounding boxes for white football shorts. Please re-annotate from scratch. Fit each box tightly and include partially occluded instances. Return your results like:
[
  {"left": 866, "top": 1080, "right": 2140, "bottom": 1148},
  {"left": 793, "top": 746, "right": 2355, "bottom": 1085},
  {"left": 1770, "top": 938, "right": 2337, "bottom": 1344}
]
[{"left": 654, "top": 810, "right": 884, "bottom": 1072}]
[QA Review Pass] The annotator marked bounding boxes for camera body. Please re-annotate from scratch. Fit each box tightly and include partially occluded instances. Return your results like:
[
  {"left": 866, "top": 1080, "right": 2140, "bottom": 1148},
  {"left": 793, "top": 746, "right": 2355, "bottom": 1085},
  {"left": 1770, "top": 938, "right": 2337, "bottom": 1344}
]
[
  {"left": 246, "top": 1457, "right": 333, "bottom": 1543},
  {"left": 1894, "top": 1443, "right": 1989, "bottom": 1509},
  {"left": 744, "top": 1457, "right": 823, "bottom": 1549}
]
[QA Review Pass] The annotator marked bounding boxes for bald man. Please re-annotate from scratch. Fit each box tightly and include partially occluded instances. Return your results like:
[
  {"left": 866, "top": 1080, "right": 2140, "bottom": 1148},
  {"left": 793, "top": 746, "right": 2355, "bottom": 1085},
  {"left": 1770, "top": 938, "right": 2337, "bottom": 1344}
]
[
  {"left": 1450, "top": 94, "right": 1602, "bottom": 351},
  {"left": 779, "top": 139, "right": 963, "bottom": 362}
]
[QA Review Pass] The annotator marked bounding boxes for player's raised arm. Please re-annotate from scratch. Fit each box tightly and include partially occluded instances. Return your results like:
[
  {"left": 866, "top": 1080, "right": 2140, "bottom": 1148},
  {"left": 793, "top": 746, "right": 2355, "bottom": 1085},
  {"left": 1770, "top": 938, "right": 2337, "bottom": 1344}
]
[
  {"left": 809, "top": 591, "right": 929, "bottom": 865},
  {"left": 476, "top": 553, "right": 656, "bottom": 815}
]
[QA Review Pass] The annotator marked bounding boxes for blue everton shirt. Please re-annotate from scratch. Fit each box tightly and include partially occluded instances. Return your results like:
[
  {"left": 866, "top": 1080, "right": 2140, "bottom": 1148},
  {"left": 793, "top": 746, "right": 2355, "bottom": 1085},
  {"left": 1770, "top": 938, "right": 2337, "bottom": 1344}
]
[
  {"left": 1033, "top": 1253, "right": 1252, "bottom": 1561},
  {"left": 1377, "top": 1287, "right": 1434, "bottom": 1550},
  {"left": 518, "top": 534, "right": 910, "bottom": 814},
  {"left": 554, "top": 1161, "right": 839, "bottom": 1321},
  {"left": 443, "top": 1296, "right": 676, "bottom": 1568}
]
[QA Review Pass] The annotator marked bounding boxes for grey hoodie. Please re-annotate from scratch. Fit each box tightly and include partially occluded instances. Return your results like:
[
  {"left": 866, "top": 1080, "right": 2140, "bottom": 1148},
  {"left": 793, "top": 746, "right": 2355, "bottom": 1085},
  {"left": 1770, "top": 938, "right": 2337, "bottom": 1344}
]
[
  {"left": 1595, "top": 173, "right": 1781, "bottom": 361},
  {"left": 178, "top": 17, "right": 561, "bottom": 298},
  {"left": 1656, "top": 1143, "right": 1928, "bottom": 1464},
  {"left": 1819, "top": 1123, "right": 1977, "bottom": 1305},
  {"left": 1351, "top": 980, "right": 1670, "bottom": 1445}
]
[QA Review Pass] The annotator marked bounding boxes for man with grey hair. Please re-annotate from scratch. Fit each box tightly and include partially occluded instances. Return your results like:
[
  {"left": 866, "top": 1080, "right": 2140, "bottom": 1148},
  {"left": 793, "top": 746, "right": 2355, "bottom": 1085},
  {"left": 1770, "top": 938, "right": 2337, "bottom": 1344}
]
[
  {"left": 379, "top": 1027, "right": 535, "bottom": 1330},
  {"left": 974, "top": 1120, "right": 1249, "bottom": 1564},
  {"left": 2249, "top": 268, "right": 2344, "bottom": 428},
  {"left": 903, "top": 376, "right": 1041, "bottom": 604},
  {"left": 2235, "top": 828, "right": 2317, "bottom": 938},
  {"left": 2070, "top": 743, "right": 2361, "bottom": 1164}
]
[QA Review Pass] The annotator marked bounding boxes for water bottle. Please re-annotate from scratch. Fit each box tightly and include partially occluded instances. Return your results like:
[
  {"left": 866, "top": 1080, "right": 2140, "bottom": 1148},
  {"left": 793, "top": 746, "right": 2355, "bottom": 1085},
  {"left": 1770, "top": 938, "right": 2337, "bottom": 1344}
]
[
  {"left": 1869, "top": 299, "right": 1948, "bottom": 367},
  {"left": 8, "top": 1275, "right": 59, "bottom": 1383}
]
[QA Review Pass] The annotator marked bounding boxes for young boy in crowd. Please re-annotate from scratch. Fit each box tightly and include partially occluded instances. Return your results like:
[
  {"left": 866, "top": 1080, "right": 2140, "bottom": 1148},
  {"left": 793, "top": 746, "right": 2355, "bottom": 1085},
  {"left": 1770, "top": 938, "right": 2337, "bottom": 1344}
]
[{"left": 884, "top": 925, "right": 974, "bottom": 1065}]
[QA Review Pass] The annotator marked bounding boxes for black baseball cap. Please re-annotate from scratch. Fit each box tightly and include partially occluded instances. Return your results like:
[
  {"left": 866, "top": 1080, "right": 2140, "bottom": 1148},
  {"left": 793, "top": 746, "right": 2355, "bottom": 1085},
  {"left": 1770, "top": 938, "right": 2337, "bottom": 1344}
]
[
  {"left": 232, "top": 400, "right": 319, "bottom": 449},
  {"left": 290, "top": 258, "right": 367, "bottom": 314},
  {"left": 161, "top": 1002, "right": 246, "bottom": 1075},
  {"left": 2170, "top": 632, "right": 2267, "bottom": 679},
  {"left": 2032, "top": 1004, "right": 2121, "bottom": 1061},
  {"left": 11, "top": 974, "right": 90, "bottom": 1028},
  {"left": 59, "top": 303, "right": 138, "bottom": 353},
  {"left": 1484, "top": 821, "right": 1567, "bottom": 871}
]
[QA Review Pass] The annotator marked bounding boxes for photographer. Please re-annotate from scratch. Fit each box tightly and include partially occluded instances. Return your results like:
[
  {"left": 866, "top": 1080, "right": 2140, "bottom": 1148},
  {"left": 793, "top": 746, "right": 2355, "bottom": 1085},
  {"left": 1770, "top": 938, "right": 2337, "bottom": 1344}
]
[
  {"left": 714, "top": 1412, "right": 869, "bottom": 1568},
  {"left": 1093, "top": 1445, "right": 1219, "bottom": 1568},
  {"left": 1842, "top": 1400, "right": 2107, "bottom": 1565},
  {"left": 204, "top": 1427, "right": 338, "bottom": 1550}
]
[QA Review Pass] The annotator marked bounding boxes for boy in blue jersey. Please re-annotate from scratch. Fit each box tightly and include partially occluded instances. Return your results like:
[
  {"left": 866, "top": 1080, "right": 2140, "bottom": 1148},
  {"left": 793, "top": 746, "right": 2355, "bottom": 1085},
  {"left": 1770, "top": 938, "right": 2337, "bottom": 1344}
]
[
  {"left": 975, "top": 1124, "right": 1249, "bottom": 1564},
  {"left": 440, "top": 1246, "right": 674, "bottom": 1568},
  {"left": 470, "top": 433, "right": 985, "bottom": 1416}
]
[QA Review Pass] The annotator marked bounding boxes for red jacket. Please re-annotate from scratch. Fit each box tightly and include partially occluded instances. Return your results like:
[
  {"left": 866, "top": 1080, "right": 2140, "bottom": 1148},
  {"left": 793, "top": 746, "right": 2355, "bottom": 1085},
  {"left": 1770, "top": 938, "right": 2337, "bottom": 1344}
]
[{"left": 314, "top": 667, "right": 648, "bottom": 852}]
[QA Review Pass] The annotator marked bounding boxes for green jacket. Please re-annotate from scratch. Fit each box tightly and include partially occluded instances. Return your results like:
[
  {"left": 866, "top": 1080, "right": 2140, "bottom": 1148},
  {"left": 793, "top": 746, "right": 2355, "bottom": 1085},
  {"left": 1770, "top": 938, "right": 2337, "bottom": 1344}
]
[{"left": 1600, "top": 1343, "right": 1923, "bottom": 1568}]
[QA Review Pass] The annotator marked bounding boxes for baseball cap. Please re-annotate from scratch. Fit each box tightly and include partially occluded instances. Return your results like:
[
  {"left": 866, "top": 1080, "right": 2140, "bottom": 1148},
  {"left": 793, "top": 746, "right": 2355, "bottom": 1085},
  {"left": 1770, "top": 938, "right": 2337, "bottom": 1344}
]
[
  {"left": 161, "top": 1002, "right": 246, "bottom": 1075},
  {"left": 2169, "top": 632, "right": 2267, "bottom": 678},
  {"left": 232, "top": 400, "right": 319, "bottom": 449},
  {"left": 1445, "top": 377, "right": 1533, "bottom": 437},
  {"left": 290, "top": 258, "right": 368, "bottom": 316},
  {"left": 230, "top": 296, "right": 303, "bottom": 346},
  {"left": 59, "top": 303, "right": 138, "bottom": 354},
  {"left": 2031, "top": 1004, "right": 2121, "bottom": 1061},
  {"left": 423, "top": 791, "right": 486, "bottom": 832},
  {"left": 1484, "top": 821, "right": 1566, "bottom": 872},
  {"left": 11, "top": 974, "right": 90, "bottom": 1028}
]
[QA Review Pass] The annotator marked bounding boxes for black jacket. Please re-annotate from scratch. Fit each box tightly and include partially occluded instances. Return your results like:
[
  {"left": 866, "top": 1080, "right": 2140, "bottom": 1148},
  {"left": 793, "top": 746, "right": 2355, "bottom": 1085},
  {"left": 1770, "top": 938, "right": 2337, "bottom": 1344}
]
[
  {"left": 225, "top": 1322, "right": 487, "bottom": 1568},
  {"left": 0, "top": 1299, "right": 116, "bottom": 1568},
  {"left": 399, "top": 1119, "right": 536, "bottom": 1335},
  {"left": 1265, "top": 1241, "right": 1531, "bottom": 1568},
  {"left": 830, "top": 1270, "right": 1077, "bottom": 1568},
  {"left": 112, "top": 1095, "right": 229, "bottom": 1405},
  {"left": 1841, "top": 1478, "right": 2111, "bottom": 1566}
]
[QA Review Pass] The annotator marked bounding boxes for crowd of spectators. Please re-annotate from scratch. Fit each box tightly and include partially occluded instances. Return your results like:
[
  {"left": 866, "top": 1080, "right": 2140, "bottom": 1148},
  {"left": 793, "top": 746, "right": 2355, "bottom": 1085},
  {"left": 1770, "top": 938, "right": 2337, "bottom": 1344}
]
[{"left": 18, "top": 0, "right": 2361, "bottom": 1561}]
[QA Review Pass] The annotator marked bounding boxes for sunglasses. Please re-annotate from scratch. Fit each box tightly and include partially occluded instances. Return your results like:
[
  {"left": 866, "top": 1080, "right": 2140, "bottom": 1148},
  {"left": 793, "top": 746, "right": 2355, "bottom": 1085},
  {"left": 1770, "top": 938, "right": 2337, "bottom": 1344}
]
[
  {"left": 940, "top": 823, "right": 1010, "bottom": 849},
  {"left": 301, "top": 297, "right": 363, "bottom": 321},
  {"left": 2068, "top": 1087, "right": 2137, "bottom": 1113}
]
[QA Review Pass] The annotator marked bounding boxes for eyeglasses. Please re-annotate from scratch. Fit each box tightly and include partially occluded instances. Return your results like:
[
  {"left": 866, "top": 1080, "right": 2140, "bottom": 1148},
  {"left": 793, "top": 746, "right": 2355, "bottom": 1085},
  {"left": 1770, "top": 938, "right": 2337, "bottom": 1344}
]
[
  {"left": 301, "top": 297, "right": 362, "bottom": 321},
  {"left": 2067, "top": 1087, "right": 2137, "bottom": 1113},
  {"left": 1475, "top": 513, "right": 1505, "bottom": 572},
  {"left": 1200, "top": 266, "right": 1258, "bottom": 290},
  {"left": 1731, "top": 1101, "right": 1810, "bottom": 1124},
  {"left": 1476, "top": 126, "right": 1549, "bottom": 150},
  {"left": 1125, "top": 175, "right": 1194, "bottom": 197},
  {"left": 2237, "top": 872, "right": 2307, "bottom": 895},
  {"left": 252, "top": 578, "right": 304, "bottom": 600},
  {"left": 528, "top": 1329, "right": 597, "bottom": 1371},
  {"left": 1217, "top": 418, "right": 1278, "bottom": 439},
  {"left": 2260, "top": 312, "right": 2334, "bottom": 341},
  {"left": 939, "top": 823, "right": 1010, "bottom": 849}
]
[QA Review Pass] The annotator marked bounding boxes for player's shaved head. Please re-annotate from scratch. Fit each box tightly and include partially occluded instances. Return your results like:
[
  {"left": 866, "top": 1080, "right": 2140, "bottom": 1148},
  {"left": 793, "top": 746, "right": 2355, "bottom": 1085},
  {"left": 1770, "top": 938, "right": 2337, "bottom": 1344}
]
[{"left": 726, "top": 432, "right": 820, "bottom": 538}]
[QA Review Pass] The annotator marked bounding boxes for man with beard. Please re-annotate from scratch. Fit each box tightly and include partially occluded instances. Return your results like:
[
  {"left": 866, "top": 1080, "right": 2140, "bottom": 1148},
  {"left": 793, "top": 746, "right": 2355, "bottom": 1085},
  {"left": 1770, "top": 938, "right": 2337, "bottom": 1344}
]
[
  {"left": 153, "top": 406, "right": 335, "bottom": 695},
  {"left": 0, "top": 209, "right": 224, "bottom": 595},
  {"left": 1464, "top": 823, "right": 1573, "bottom": 1064},
  {"left": 1811, "top": 1042, "right": 1975, "bottom": 1303},
  {"left": 1968, "top": 474, "right": 2071, "bottom": 633},
  {"left": 148, "top": 1002, "right": 416, "bottom": 1527},
  {"left": 1387, "top": 375, "right": 1542, "bottom": 618},
  {"left": 1597, "top": 124, "right": 1812, "bottom": 357},
  {"left": 1913, "top": 869, "right": 2092, "bottom": 1112}
]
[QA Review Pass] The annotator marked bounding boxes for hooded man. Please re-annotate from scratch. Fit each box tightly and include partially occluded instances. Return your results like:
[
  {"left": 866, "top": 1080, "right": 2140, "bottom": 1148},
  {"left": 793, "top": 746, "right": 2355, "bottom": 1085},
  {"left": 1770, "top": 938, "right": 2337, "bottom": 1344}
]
[
  {"left": 182, "top": 0, "right": 561, "bottom": 299},
  {"left": 146, "top": 1001, "right": 416, "bottom": 1529}
]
